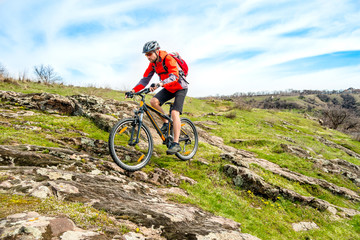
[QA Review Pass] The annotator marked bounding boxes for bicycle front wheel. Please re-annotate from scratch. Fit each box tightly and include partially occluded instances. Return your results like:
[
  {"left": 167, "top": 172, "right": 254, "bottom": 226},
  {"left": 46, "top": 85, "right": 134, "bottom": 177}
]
[
  {"left": 108, "top": 118, "right": 153, "bottom": 171},
  {"left": 175, "top": 117, "right": 198, "bottom": 161}
]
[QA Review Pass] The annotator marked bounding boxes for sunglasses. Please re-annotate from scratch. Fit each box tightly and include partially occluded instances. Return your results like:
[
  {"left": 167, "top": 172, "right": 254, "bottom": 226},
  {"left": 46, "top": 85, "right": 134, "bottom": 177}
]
[{"left": 145, "top": 52, "right": 154, "bottom": 56}]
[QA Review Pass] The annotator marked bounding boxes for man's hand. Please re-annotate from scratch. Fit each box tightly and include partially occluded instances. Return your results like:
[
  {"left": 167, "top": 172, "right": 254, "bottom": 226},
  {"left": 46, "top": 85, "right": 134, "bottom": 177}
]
[
  {"left": 125, "top": 90, "right": 134, "bottom": 98},
  {"left": 150, "top": 82, "right": 163, "bottom": 92}
]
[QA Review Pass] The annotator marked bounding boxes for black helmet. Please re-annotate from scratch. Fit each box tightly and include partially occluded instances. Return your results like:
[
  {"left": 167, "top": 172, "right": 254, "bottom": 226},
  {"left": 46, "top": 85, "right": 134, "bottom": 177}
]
[{"left": 142, "top": 41, "right": 160, "bottom": 53}]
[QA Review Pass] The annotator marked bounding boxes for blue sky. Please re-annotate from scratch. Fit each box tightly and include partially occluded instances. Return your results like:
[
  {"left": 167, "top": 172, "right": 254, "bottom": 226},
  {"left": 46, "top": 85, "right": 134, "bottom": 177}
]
[{"left": 0, "top": 0, "right": 359, "bottom": 97}]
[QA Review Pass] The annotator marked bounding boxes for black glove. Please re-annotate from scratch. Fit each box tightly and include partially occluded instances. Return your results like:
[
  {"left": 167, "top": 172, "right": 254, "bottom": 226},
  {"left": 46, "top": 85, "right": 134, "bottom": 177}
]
[
  {"left": 150, "top": 83, "right": 161, "bottom": 88},
  {"left": 125, "top": 91, "right": 134, "bottom": 98}
]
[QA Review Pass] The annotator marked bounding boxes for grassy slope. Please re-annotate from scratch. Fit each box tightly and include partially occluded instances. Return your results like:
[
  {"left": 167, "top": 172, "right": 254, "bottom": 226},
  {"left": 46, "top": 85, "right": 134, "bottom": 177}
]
[{"left": 1, "top": 80, "right": 360, "bottom": 239}]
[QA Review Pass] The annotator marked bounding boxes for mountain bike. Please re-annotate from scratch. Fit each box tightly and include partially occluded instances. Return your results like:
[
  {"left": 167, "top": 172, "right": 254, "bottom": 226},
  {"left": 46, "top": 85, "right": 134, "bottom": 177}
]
[{"left": 108, "top": 85, "right": 198, "bottom": 172}]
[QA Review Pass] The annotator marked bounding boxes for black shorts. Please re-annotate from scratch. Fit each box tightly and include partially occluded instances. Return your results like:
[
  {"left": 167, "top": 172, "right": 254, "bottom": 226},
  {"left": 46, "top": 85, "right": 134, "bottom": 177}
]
[{"left": 154, "top": 88, "right": 188, "bottom": 114}]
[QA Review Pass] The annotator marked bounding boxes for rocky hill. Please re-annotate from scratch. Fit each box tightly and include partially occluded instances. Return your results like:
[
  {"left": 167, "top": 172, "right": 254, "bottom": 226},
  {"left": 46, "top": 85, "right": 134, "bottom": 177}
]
[
  {"left": 210, "top": 89, "right": 360, "bottom": 138},
  {"left": 0, "top": 83, "right": 359, "bottom": 240}
]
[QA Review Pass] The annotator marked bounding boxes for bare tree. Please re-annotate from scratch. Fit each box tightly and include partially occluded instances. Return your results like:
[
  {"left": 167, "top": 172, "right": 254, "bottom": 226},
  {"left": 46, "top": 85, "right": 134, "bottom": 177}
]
[
  {"left": 341, "top": 94, "right": 357, "bottom": 111},
  {"left": 321, "top": 106, "right": 350, "bottom": 129},
  {"left": 18, "top": 69, "right": 30, "bottom": 82},
  {"left": 0, "top": 62, "right": 7, "bottom": 77},
  {"left": 344, "top": 115, "right": 359, "bottom": 131},
  {"left": 33, "top": 64, "right": 62, "bottom": 84}
]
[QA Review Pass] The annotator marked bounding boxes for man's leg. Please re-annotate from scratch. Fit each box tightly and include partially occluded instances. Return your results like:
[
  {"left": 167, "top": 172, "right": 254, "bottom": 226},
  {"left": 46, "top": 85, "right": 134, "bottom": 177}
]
[
  {"left": 166, "top": 109, "right": 181, "bottom": 154},
  {"left": 166, "top": 89, "right": 187, "bottom": 154},
  {"left": 150, "top": 97, "right": 167, "bottom": 123},
  {"left": 169, "top": 88, "right": 187, "bottom": 144},
  {"left": 171, "top": 110, "right": 180, "bottom": 143}
]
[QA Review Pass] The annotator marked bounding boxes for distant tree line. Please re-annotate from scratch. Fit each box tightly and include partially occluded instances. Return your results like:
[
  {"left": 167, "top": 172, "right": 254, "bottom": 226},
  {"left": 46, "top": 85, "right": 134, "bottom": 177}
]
[{"left": 203, "top": 88, "right": 360, "bottom": 99}]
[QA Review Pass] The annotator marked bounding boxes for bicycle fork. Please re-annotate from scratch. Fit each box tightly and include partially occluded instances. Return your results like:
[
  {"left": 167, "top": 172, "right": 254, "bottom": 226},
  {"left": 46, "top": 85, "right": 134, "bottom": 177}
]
[{"left": 128, "top": 112, "right": 144, "bottom": 146}]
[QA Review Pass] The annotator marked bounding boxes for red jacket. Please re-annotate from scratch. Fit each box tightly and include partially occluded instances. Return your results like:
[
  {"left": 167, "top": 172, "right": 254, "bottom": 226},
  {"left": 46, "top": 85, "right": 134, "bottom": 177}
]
[{"left": 133, "top": 50, "right": 184, "bottom": 93}]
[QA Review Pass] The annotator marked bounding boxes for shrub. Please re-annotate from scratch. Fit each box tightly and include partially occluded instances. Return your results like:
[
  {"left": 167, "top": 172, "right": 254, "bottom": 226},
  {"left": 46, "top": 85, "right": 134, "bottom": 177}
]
[
  {"left": 341, "top": 94, "right": 357, "bottom": 111},
  {"left": 331, "top": 97, "right": 339, "bottom": 105},
  {"left": 225, "top": 111, "right": 237, "bottom": 119},
  {"left": 261, "top": 97, "right": 301, "bottom": 110},
  {"left": 317, "top": 94, "right": 330, "bottom": 102},
  {"left": 352, "top": 133, "right": 360, "bottom": 142},
  {"left": 271, "top": 144, "right": 285, "bottom": 153},
  {"left": 2, "top": 77, "right": 20, "bottom": 85},
  {"left": 303, "top": 97, "right": 316, "bottom": 104},
  {"left": 233, "top": 99, "right": 252, "bottom": 111},
  {"left": 321, "top": 106, "right": 350, "bottom": 129}
]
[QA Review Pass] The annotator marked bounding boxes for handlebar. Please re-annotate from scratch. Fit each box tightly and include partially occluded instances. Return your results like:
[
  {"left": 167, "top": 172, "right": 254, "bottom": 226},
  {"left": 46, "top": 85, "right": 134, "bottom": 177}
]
[
  {"left": 137, "top": 88, "right": 151, "bottom": 95},
  {"left": 125, "top": 88, "right": 150, "bottom": 99},
  {"left": 126, "top": 83, "right": 161, "bottom": 98}
]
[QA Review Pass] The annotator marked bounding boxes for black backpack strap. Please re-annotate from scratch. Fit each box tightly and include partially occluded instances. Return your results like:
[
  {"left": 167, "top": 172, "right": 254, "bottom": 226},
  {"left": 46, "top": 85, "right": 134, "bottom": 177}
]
[
  {"left": 162, "top": 54, "right": 169, "bottom": 73},
  {"left": 152, "top": 54, "right": 169, "bottom": 75},
  {"left": 161, "top": 54, "right": 189, "bottom": 84}
]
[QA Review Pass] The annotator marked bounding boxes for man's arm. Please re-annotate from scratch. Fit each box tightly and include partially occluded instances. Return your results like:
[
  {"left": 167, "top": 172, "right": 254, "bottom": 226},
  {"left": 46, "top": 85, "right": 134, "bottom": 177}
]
[{"left": 133, "top": 64, "right": 155, "bottom": 92}]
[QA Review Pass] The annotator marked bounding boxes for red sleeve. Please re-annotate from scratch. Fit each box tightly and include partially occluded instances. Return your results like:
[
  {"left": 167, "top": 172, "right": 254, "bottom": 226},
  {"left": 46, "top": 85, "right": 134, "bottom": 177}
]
[
  {"left": 143, "top": 63, "right": 155, "bottom": 78},
  {"left": 133, "top": 63, "right": 155, "bottom": 92}
]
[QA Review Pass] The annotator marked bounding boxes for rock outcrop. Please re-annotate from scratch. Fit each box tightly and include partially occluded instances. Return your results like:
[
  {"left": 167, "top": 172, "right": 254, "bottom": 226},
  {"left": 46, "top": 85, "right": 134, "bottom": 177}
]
[
  {"left": 223, "top": 163, "right": 359, "bottom": 218},
  {"left": 1, "top": 212, "right": 105, "bottom": 240},
  {"left": 292, "top": 222, "right": 319, "bottom": 232},
  {"left": 0, "top": 91, "right": 136, "bottom": 132},
  {"left": 0, "top": 144, "right": 255, "bottom": 239},
  {"left": 317, "top": 136, "right": 360, "bottom": 159}
]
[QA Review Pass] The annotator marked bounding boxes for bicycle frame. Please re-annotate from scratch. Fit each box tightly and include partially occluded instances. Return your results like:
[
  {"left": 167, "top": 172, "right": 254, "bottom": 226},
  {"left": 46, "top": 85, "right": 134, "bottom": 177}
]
[{"left": 129, "top": 89, "right": 173, "bottom": 146}]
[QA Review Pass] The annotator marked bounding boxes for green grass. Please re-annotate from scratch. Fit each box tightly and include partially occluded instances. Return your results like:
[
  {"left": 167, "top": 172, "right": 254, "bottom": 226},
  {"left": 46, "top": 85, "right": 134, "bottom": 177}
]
[
  {"left": 1, "top": 79, "right": 360, "bottom": 239},
  {"left": 146, "top": 141, "right": 360, "bottom": 239},
  {"left": 0, "top": 108, "right": 109, "bottom": 146},
  {"left": 162, "top": 161, "right": 360, "bottom": 240},
  {"left": 0, "top": 193, "right": 41, "bottom": 218},
  {"left": 0, "top": 193, "right": 129, "bottom": 234}
]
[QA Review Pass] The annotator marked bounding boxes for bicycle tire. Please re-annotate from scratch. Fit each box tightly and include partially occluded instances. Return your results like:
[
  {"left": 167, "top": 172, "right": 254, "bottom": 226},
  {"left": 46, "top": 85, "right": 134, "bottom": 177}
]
[
  {"left": 175, "top": 117, "right": 198, "bottom": 160},
  {"left": 108, "top": 118, "right": 153, "bottom": 171}
]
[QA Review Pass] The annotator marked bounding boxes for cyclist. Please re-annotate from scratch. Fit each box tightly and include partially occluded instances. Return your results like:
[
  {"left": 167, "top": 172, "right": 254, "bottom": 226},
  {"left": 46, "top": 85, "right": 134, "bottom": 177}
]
[{"left": 126, "top": 41, "right": 188, "bottom": 154}]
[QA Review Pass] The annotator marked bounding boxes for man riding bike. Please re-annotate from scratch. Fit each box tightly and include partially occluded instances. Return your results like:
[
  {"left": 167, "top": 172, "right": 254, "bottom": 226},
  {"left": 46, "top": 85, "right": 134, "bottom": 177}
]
[{"left": 126, "top": 41, "right": 188, "bottom": 154}]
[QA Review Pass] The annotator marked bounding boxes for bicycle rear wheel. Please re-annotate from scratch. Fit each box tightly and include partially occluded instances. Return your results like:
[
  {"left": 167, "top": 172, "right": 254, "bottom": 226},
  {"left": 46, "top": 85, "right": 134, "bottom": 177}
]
[
  {"left": 175, "top": 117, "right": 198, "bottom": 160},
  {"left": 108, "top": 118, "right": 153, "bottom": 171}
]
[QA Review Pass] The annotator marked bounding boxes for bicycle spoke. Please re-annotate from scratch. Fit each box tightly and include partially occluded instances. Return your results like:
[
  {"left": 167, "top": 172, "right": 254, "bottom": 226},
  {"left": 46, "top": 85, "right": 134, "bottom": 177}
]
[
  {"left": 175, "top": 118, "right": 198, "bottom": 160},
  {"left": 109, "top": 119, "right": 153, "bottom": 171}
]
